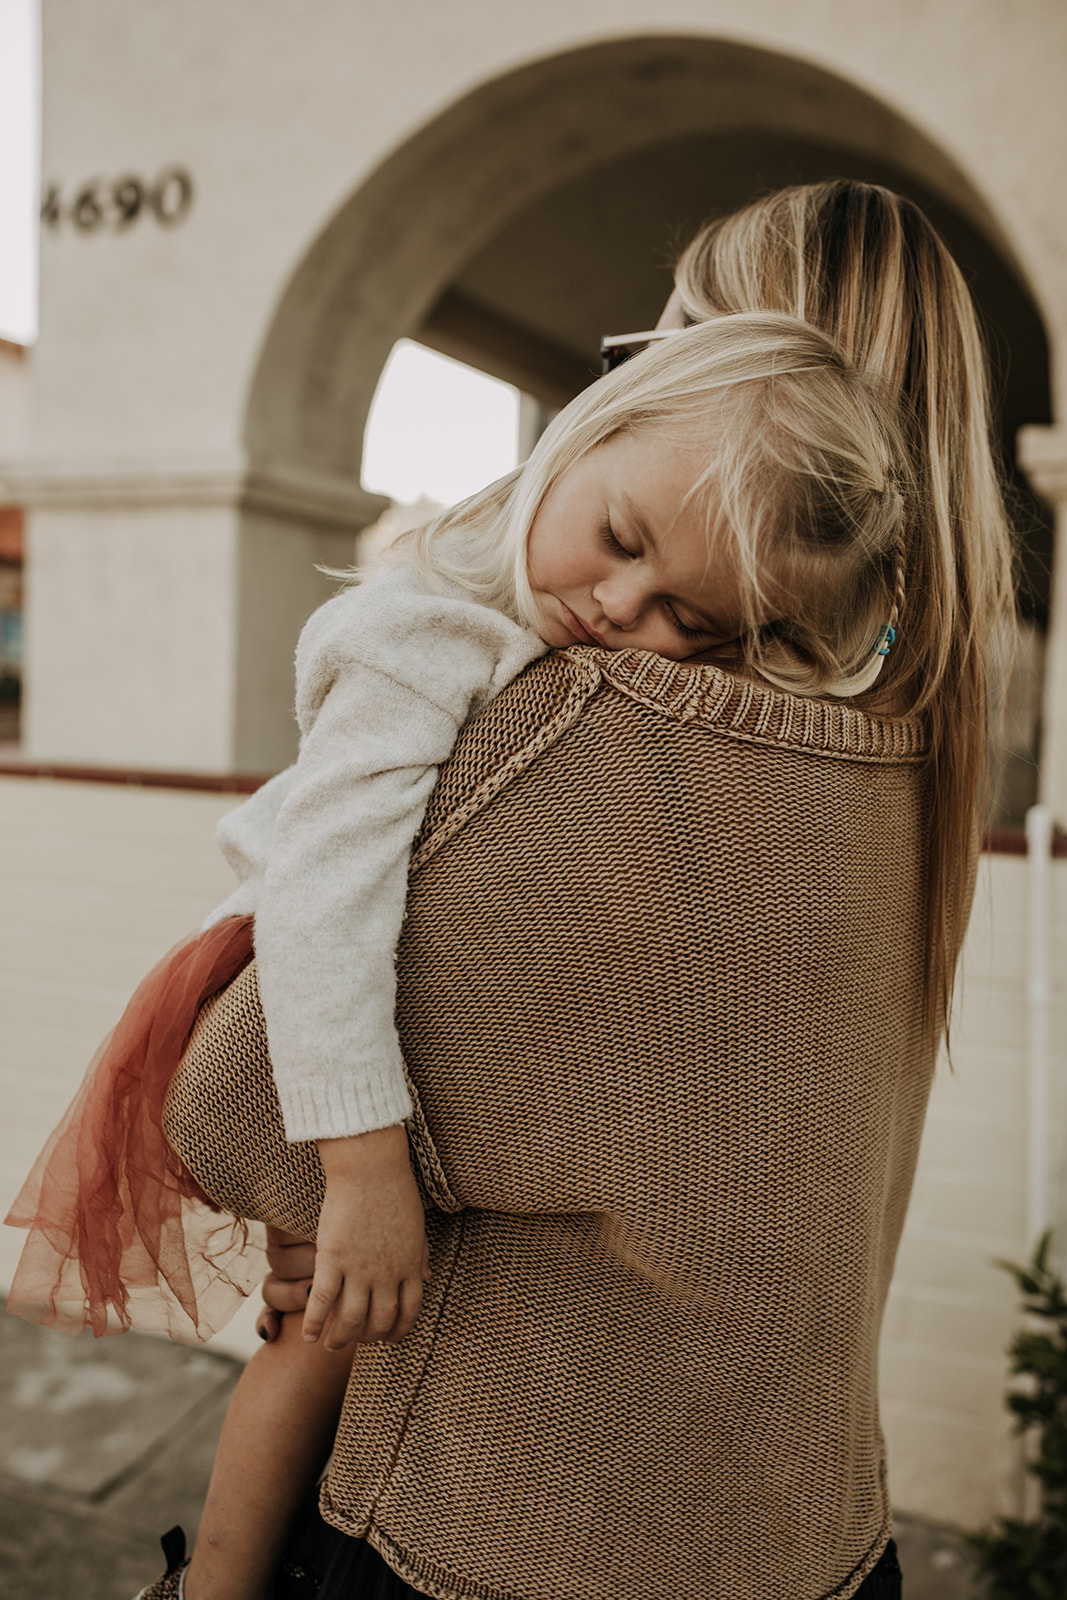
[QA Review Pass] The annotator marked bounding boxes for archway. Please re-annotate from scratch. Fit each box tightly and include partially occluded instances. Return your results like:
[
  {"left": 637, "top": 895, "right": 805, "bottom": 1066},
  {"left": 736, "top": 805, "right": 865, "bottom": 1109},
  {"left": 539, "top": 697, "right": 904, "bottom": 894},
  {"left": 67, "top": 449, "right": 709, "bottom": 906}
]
[
  {"left": 246, "top": 36, "right": 1043, "bottom": 450},
  {"left": 243, "top": 32, "right": 1053, "bottom": 799},
  {"left": 421, "top": 123, "right": 1052, "bottom": 628}
]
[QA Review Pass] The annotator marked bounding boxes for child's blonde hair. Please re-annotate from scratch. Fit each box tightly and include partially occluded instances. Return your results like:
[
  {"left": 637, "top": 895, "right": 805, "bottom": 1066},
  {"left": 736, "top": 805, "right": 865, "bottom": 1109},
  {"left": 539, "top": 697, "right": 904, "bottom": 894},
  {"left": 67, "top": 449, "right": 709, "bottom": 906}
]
[
  {"left": 673, "top": 180, "right": 1016, "bottom": 1039},
  {"left": 391, "top": 312, "right": 910, "bottom": 700}
]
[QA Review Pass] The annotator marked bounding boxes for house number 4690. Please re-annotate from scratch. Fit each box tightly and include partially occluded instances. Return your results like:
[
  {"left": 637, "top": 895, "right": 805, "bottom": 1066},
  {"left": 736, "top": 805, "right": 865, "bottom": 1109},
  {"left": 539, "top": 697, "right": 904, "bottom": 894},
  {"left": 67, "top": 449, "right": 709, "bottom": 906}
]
[{"left": 40, "top": 168, "right": 194, "bottom": 233}]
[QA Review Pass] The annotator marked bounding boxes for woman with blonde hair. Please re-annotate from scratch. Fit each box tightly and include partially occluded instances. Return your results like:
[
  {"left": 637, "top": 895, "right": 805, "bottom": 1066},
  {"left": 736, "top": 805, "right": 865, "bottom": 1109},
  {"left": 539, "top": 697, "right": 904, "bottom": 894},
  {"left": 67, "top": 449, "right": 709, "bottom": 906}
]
[
  {"left": 10, "top": 307, "right": 918, "bottom": 1600},
  {"left": 20, "top": 180, "right": 1014, "bottom": 1600},
  {"left": 663, "top": 179, "right": 1017, "bottom": 1039},
  {"left": 219, "top": 181, "right": 1016, "bottom": 1600}
]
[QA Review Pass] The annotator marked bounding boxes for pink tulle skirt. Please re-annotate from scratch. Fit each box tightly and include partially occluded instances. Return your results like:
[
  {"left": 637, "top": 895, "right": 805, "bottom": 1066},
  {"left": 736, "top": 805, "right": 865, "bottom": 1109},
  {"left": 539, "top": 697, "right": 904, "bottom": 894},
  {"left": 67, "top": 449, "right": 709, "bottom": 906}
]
[{"left": 5, "top": 915, "right": 265, "bottom": 1343}]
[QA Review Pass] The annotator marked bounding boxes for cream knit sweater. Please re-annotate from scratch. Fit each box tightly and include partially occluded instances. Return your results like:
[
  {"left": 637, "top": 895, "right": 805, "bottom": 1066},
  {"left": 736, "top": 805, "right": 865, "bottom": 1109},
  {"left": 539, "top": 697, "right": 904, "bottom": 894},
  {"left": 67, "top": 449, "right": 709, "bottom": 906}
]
[{"left": 204, "top": 563, "right": 545, "bottom": 1142}]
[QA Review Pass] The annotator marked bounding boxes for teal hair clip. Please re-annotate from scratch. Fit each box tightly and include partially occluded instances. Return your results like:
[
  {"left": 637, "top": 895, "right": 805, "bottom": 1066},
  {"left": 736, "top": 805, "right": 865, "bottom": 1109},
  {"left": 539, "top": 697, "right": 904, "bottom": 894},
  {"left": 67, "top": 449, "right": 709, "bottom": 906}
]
[{"left": 874, "top": 625, "right": 896, "bottom": 657}]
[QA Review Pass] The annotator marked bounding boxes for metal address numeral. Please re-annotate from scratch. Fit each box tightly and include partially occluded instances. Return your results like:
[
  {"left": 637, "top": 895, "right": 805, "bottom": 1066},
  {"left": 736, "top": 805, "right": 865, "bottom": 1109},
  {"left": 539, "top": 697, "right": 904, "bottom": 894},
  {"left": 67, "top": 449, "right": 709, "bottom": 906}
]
[
  {"left": 151, "top": 168, "right": 193, "bottom": 226},
  {"left": 40, "top": 168, "right": 194, "bottom": 233},
  {"left": 39, "top": 185, "right": 61, "bottom": 229},
  {"left": 71, "top": 182, "right": 105, "bottom": 233},
  {"left": 112, "top": 176, "right": 144, "bottom": 228}
]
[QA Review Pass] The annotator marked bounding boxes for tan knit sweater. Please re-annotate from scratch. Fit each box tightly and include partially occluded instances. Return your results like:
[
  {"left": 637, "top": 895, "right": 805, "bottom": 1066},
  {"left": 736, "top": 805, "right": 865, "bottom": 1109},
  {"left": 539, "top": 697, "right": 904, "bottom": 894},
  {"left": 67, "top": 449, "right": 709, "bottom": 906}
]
[{"left": 168, "top": 644, "right": 936, "bottom": 1600}]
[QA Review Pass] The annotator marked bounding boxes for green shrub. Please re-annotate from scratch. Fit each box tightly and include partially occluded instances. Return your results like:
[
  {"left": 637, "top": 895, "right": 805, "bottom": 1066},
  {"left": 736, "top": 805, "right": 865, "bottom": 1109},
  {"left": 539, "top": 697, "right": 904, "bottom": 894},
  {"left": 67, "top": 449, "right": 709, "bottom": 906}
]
[{"left": 968, "top": 1232, "right": 1067, "bottom": 1597}]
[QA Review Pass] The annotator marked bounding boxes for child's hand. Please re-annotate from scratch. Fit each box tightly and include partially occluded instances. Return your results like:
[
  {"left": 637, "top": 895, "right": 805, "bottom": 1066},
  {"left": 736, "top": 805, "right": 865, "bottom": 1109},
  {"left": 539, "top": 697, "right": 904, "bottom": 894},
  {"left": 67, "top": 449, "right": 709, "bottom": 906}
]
[
  {"left": 306, "top": 1125, "right": 429, "bottom": 1351},
  {"left": 255, "top": 1226, "right": 317, "bottom": 1343}
]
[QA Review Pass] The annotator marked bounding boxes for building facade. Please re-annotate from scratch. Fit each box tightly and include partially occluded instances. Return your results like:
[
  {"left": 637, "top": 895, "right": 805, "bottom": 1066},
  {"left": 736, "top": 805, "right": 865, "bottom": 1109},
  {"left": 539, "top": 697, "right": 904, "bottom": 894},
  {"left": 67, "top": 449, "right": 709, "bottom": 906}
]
[{"left": 2, "top": 0, "right": 1066, "bottom": 1531}]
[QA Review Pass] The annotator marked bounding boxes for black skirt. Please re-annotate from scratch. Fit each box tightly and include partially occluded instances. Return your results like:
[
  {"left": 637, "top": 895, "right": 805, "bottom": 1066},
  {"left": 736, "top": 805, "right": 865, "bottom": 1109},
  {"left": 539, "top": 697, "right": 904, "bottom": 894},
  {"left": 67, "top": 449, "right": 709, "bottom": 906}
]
[
  {"left": 320, "top": 1538, "right": 901, "bottom": 1598},
  {"left": 283, "top": 1495, "right": 903, "bottom": 1600}
]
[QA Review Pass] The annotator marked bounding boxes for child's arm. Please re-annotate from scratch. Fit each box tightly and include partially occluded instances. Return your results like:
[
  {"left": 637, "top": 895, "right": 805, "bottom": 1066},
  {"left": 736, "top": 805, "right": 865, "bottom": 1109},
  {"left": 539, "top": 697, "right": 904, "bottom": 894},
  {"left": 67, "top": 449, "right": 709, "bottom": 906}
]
[
  {"left": 305, "top": 1125, "right": 430, "bottom": 1348},
  {"left": 250, "top": 575, "right": 543, "bottom": 1340},
  {"left": 256, "top": 574, "right": 545, "bottom": 1152}
]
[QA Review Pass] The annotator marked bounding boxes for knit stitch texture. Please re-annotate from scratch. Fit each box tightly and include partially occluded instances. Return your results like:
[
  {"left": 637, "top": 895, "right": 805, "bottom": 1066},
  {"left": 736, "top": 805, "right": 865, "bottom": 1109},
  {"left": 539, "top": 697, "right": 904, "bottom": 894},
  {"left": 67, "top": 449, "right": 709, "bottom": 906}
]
[{"left": 168, "top": 644, "right": 937, "bottom": 1600}]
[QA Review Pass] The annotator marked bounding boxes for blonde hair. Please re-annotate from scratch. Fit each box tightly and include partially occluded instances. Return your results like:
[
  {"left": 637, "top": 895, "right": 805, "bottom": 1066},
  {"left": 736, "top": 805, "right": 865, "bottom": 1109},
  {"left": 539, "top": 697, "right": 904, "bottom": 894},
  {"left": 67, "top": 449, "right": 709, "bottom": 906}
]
[
  {"left": 390, "top": 312, "right": 910, "bottom": 701},
  {"left": 674, "top": 179, "right": 1016, "bottom": 1036}
]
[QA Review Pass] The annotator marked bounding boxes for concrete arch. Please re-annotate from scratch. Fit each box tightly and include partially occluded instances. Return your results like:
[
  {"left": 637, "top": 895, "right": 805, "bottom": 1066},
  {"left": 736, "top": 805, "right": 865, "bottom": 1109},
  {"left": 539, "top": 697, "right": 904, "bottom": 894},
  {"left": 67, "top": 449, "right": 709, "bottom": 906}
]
[{"left": 244, "top": 33, "right": 1043, "bottom": 485}]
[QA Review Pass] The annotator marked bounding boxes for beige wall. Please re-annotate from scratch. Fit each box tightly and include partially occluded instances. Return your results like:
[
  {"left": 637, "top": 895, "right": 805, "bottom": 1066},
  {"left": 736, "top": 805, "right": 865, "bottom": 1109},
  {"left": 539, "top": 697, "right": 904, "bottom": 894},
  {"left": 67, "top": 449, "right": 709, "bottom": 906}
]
[
  {"left": 883, "top": 853, "right": 1067, "bottom": 1524},
  {"left": 0, "top": 343, "right": 29, "bottom": 486},
  {"left": 3, "top": 0, "right": 1067, "bottom": 1530},
  {"left": 1, "top": 774, "right": 1064, "bottom": 1523},
  {"left": 6, "top": 0, "right": 1066, "bottom": 781},
  {"left": 25, "top": 1, "right": 1067, "bottom": 461},
  {"left": 21, "top": 501, "right": 357, "bottom": 772},
  {"left": 0, "top": 775, "right": 264, "bottom": 1358}
]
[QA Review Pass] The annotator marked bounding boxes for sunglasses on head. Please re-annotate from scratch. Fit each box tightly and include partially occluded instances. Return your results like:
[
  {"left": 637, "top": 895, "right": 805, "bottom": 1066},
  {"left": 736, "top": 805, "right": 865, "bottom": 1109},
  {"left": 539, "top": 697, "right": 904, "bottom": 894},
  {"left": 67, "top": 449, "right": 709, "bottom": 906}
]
[{"left": 599, "top": 329, "right": 678, "bottom": 374}]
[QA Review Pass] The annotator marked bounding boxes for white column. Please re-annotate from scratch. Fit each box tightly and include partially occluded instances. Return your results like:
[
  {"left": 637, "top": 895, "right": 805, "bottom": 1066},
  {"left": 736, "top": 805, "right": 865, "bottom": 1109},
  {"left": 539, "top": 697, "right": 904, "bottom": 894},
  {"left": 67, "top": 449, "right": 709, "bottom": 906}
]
[
  {"left": 10, "top": 457, "right": 386, "bottom": 774},
  {"left": 1018, "top": 425, "right": 1067, "bottom": 828}
]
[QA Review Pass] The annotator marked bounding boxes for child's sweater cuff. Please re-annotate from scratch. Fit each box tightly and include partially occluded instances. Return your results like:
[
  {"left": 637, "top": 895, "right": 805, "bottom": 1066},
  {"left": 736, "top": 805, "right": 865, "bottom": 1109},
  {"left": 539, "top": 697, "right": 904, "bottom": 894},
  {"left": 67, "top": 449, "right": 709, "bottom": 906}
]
[{"left": 277, "top": 1063, "right": 414, "bottom": 1144}]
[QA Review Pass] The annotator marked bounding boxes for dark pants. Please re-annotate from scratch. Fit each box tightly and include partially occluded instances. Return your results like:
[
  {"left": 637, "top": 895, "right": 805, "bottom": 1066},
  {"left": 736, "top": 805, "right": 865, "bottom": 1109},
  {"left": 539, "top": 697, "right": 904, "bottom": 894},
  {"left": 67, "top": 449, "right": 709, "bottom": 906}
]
[
  {"left": 855, "top": 1538, "right": 903, "bottom": 1598},
  {"left": 285, "top": 1497, "right": 903, "bottom": 1598}
]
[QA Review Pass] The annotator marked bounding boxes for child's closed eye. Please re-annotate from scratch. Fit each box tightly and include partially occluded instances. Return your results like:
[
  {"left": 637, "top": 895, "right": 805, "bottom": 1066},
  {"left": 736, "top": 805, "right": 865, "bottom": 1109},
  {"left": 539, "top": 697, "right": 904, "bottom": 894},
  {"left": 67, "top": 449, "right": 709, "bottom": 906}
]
[
  {"left": 599, "top": 518, "right": 633, "bottom": 558},
  {"left": 665, "top": 604, "right": 713, "bottom": 642}
]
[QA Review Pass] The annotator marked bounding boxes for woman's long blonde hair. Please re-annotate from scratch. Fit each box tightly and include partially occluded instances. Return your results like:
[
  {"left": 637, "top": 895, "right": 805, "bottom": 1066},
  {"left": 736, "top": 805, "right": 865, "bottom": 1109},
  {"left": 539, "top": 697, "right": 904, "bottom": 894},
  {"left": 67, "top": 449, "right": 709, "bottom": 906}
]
[
  {"left": 674, "top": 179, "right": 1016, "bottom": 1037},
  {"left": 391, "top": 311, "right": 911, "bottom": 700}
]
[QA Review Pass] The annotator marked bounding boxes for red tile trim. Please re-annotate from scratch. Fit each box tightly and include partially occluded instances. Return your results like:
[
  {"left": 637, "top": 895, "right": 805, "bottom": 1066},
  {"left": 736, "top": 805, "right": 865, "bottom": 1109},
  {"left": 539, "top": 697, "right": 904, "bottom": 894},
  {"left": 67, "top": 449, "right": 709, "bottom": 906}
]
[
  {"left": 983, "top": 827, "right": 1067, "bottom": 858},
  {"left": 0, "top": 762, "right": 1063, "bottom": 855},
  {"left": 0, "top": 759, "right": 269, "bottom": 794}
]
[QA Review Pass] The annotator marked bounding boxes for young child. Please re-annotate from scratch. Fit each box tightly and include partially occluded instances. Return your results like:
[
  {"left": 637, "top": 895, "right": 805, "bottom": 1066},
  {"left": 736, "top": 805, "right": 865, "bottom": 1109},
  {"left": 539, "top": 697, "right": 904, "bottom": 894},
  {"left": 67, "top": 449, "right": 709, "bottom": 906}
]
[{"left": 6, "top": 311, "right": 910, "bottom": 1600}]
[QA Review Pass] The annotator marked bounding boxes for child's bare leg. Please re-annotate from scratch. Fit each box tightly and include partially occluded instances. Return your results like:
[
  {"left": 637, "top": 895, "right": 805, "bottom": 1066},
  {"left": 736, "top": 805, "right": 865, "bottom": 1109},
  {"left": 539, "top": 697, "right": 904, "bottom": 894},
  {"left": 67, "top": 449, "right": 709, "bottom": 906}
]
[{"left": 183, "top": 1311, "right": 353, "bottom": 1600}]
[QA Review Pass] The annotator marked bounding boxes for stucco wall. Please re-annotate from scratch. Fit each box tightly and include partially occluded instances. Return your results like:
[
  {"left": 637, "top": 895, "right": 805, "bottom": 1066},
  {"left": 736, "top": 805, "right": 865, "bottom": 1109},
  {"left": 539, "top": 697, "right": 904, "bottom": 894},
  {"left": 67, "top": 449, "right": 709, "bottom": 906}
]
[
  {"left": 0, "top": 775, "right": 263, "bottom": 1358},
  {"left": 0, "top": 343, "right": 28, "bottom": 485},
  {"left": 3, "top": 0, "right": 1067, "bottom": 1529},
  {"left": 882, "top": 853, "right": 1067, "bottom": 1524},
  {"left": 24, "top": 1, "right": 1067, "bottom": 467},
  {"left": 7, "top": 0, "right": 1066, "bottom": 778}
]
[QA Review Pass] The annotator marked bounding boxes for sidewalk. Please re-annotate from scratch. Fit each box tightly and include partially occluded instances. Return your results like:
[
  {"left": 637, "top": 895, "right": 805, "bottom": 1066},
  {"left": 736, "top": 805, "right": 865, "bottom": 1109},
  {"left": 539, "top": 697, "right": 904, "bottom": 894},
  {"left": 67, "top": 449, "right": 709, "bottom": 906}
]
[
  {"left": 0, "top": 1310, "right": 240, "bottom": 1598},
  {"left": 0, "top": 1310, "right": 983, "bottom": 1599}
]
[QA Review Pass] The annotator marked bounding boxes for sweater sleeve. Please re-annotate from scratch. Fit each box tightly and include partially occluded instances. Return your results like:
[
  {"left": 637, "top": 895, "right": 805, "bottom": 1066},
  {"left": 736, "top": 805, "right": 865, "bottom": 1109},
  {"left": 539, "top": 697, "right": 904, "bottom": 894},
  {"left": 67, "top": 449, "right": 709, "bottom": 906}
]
[
  {"left": 254, "top": 569, "right": 545, "bottom": 1143},
  {"left": 201, "top": 767, "right": 298, "bottom": 929}
]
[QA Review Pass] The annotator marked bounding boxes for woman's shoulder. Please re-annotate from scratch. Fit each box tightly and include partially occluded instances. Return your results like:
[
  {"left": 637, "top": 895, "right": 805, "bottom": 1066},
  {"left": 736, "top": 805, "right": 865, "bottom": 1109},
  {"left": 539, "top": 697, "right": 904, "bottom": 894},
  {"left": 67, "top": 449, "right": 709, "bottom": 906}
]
[{"left": 573, "top": 648, "right": 928, "bottom": 765}]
